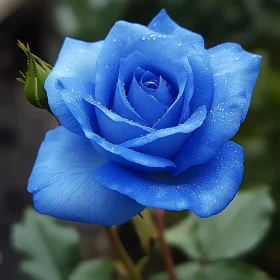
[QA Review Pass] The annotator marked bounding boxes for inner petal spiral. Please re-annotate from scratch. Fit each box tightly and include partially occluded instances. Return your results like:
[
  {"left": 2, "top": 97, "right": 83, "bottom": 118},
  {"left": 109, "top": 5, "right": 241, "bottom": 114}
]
[{"left": 144, "top": 79, "right": 158, "bottom": 90}]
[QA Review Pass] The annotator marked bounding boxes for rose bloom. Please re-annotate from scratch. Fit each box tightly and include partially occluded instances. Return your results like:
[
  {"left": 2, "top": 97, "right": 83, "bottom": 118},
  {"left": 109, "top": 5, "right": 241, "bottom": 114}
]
[{"left": 28, "top": 10, "right": 261, "bottom": 225}]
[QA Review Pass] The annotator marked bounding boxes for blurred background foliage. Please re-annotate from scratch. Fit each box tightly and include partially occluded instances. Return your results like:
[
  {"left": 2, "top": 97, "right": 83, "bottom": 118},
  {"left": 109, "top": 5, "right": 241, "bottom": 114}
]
[{"left": 0, "top": 0, "right": 280, "bottom": 279}]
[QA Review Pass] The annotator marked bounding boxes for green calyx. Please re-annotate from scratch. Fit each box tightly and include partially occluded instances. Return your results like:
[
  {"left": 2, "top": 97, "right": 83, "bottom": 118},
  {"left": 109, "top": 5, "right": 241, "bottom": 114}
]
[{"left": 17, "top": 40, "right": 52, "bottom": 110}]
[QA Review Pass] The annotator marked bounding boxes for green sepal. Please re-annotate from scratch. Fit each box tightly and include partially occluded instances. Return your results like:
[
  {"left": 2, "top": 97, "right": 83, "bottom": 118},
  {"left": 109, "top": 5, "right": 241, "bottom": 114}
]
[
  {"left": 132, "top": 209, "right": 158, "bottom": 253},
  {"left": 17, "top": 40, "right": 52, "bottom": 111}
]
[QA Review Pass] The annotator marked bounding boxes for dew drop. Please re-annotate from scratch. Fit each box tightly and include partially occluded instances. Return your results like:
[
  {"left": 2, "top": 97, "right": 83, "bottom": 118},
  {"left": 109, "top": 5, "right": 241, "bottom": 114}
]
[
  {"left": 113, "top": 38, "right": 116, "bottom": 42},
  {"left": 142, "top": 36, "right": 146, "bottom": 41}
]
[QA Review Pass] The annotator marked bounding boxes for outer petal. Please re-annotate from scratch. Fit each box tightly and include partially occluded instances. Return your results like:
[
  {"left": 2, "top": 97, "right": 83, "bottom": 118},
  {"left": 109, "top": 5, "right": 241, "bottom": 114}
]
[
  {"left": 122, "top": 33, "right": 190, "bottom": 68},
  {"left": 208, "top": 43, "right": 261, "bottom": 120},
  {"left": 121, "top": 106, "right": 207, "bottom": 159},
  {"left": 93, "top": 141, "right": 244, "bottom": 218},
  {"left": 148, "top": 9, "right": 204, "bottom": 50},
  {"left": 28, "top": 126, "right": 144, "bottom": 225},
  {"left": 173, "top": 92, "right": 246, "bottom": 175},
  {"left": 56, "top": 78, "right": 176, "bottom": 172},
  {"left": 45, "top": 38, "right": 103, "bottom": 134}
]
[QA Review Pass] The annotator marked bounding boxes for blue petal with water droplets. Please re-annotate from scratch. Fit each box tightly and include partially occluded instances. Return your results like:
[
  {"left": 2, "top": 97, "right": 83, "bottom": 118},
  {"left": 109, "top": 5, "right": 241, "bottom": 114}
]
[
  {"left": 94, "top": 21, "right": 150, "bottom": 107},
  {"left": 187, "top": 48, "right": 214, "bottom": 117},
  {"left": 112, "top": 52, "right": 150, "bottom": 125},
  {"left": 56, "top": 77, "right": 176, "bottom": 172},
  {"left": 85, "top": 95, "right": 153, "bottom": 144},
  {"left": 147, "top": 58, "right": 192, "bottom": 129},
  {"left": 121, "top": 106, "right": 206, "bottom": 159},
  {"left": 148, "top": 9, "right": 204, "bottom": 50},
  {"left": 208, "top": 43, "right": 262, "bottom": 121},
  {"left": 93, "top": 141, "right": 244, "bottom": 218},
  {"left": 86, "top": 132, "right": 176, "bottom": 172},
  {"left": 28, "top": 126, "right": 145, "bottom": 225},
  {"left": 45, "top": 38, "right": 103, "bottom": 134},
  {"left": 147, "top": 10, "right": 213, "bottom": 118},
  {"left": 173, "top": 91, "right": 247, "bottom": 175},
  {"left": 127, "top": 77, "right": 168, "bottom": 126}
]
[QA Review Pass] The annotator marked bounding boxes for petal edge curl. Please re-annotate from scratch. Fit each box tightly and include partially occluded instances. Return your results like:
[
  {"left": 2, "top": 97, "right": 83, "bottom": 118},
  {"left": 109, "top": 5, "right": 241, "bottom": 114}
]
[
  {"left": 208, "top": 42, "right": 261, "bottom": 121},
  {"left": 121, "top": 106, "right": 207, "bottom": 159},
  {"left": 28, "top": 126, "right": 145, "bottom": 225},
  {"left": 93, "top": 141, "right": 244, "bottom": 218},
  {"left": 45, "top": 38, "right": 103, "bottom": 134}
]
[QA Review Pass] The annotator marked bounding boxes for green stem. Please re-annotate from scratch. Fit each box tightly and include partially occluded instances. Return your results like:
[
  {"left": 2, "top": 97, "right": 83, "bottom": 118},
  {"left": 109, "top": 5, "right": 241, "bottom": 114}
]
[
  {"left": 104, "top": 226, "right": 140, "bottom": 280},
  {"left": 155, "top": 209, "right": 177, "bottom": 280}
]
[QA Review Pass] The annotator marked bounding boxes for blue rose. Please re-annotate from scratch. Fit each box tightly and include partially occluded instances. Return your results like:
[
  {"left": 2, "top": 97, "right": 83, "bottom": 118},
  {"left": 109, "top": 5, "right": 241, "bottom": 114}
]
[{"left": 28, "top": 10, "right": 261, "bottom": 225}]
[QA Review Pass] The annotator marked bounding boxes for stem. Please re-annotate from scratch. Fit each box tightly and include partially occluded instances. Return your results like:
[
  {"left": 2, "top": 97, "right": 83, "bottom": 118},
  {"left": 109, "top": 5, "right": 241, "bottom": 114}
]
[
  {"left": 155, "top": 209, "right": 176, "bottom": 280},
  {"left": 104, "top": 226, "right": 140, "bottom": 280}
]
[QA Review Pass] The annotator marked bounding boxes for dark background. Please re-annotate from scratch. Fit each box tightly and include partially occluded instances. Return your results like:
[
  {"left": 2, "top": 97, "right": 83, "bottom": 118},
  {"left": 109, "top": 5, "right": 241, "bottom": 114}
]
[{"left": 0, "top": 0, "right": 280, "bottom": 279}]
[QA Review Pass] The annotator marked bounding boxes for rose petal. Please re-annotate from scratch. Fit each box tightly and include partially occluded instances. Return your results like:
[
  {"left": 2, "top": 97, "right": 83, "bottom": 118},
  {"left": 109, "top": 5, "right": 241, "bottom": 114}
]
[
  {"left": 173, "top": 91, "right": 246, "bottom": 175},
  {"left": 148, "top": 9, "right": 204, "bottom": 50},
  {"left": 112, "top": 52, "right": 150, "bottom": 125},
  {"left": 208, "top": 43, "right": 262, "bottom": 121},
  {"left": 28, "top": 126, "right": 144, "bottom": 225},
  {"left": 127, "top": 77, "right": 168, "bottom": 126},
  {"left": 56, "top": 77, "right": 176, "bottom": 172},
  {"left": 85, "top": 94, "right": 154, "bottom": 144},
  {"left": 93, "top": 141, "right": 243, "bottom": 218},
  {"left": 121, "top": 106, "right": 206, "bottom": 159},
  {"left": 95, "top": 21, "right": 150, "bottom": 107},
  {"left": 45, "top": 38, "right": 103, "bottom": 134},
  {"left": 140, "top": 75, "right": 175, "bottom": 106}
]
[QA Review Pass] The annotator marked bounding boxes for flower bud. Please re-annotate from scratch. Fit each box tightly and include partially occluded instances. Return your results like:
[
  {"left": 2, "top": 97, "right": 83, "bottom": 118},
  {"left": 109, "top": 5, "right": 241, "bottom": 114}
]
[{"left": 17, "top": 41, "right": 52, "bottom": 110}]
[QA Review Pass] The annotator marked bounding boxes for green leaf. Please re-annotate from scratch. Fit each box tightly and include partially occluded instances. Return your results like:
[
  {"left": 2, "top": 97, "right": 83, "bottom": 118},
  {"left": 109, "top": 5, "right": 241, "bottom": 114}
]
[
  {"left": 12, "top": 208, "right": 80, "bottom": 280},
  {"left": 54, "top": 0, "right": 129, "bottom": 41},
  {"left": 149, "top": 261, "right": 274, "bottom": 280},
  {"left": 69, "top": 259, "right": 113, "bottom": 280},
  {"left": 166, "top": 187, "right": 275, "bottom": 260}
]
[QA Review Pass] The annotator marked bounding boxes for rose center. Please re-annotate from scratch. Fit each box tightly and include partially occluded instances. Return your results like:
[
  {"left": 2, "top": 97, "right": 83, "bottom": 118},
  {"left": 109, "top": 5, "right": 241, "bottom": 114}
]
[{"left": 143, "top": 79, "right": 159, "bottom": 91}]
